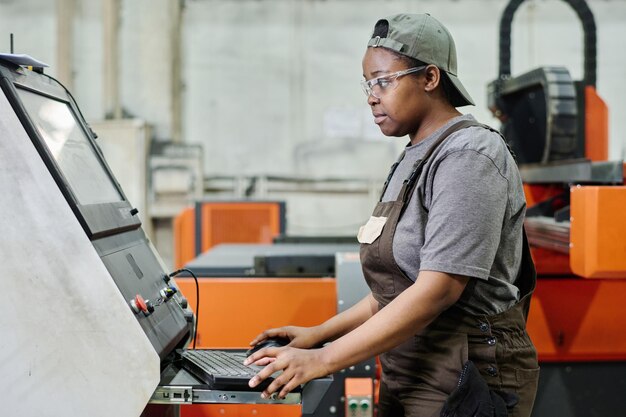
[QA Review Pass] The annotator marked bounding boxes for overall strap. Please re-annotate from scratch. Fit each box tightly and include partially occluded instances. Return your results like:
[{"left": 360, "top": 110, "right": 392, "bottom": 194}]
[
  {"left": 378, "top": 150, "right": 406, "bottom": 201},
  {"left": 399, "top": 119, "right": 483, "bottom": 203}
]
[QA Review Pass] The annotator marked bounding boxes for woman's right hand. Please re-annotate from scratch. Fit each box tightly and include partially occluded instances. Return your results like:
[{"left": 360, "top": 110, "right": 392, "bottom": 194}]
[{"left": 249, "top": 326, "right": 322, "bottom": 350}]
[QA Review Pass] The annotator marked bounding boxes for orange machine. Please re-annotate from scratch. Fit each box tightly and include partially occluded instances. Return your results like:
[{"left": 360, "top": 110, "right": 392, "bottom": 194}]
[
  {"left": 489, "top": 1, "right": 626, "bottom": 414},
  {"left": 174, "top": 277, "right": 337, "bottom": 417},
  {"left": 524, "top": 185, "right": 626, "bottom": 362},
  {"left": 175, "top": 278, "right": 337, "bottom": 349},
  {"left": 174, "top": 201, "right": 285, "bottom": 269}
]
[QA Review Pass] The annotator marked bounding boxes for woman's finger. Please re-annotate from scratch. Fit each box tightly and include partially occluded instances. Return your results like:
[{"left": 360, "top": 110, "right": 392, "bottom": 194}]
[
  {"left": 248, "top": 352, "right": 283, "bottom": 388},
  {"left": 244, "top": 347, "right": 270, "bottom": 366},
  {"left": 249, "top": 327, "right": 288, "bottom": 346},
  {"left": 278, "top": 377, "right": 302, "bottom": 399},
  {"left": 251, "top": 357, "right": 275, "bottom": 366},
  {"left": 261, "top": 370, "right": 292, "bottom": 399}
]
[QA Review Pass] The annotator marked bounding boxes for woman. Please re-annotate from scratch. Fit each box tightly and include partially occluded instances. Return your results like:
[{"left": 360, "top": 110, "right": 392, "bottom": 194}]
[{"left": 245, "top": 13, "right": 539, "bottom": 417}]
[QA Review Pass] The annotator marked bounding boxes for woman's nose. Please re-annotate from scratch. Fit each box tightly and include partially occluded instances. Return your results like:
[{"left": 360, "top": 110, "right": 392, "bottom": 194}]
[{"left": 367, "top": 92, "right": 380, "bottom": 106}]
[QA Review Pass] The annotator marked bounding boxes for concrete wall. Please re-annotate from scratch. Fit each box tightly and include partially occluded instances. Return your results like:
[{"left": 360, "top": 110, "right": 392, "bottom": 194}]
[
  {"left": 1, "top": 0, "right": 625, "bottom": 238},
  {"left": 181, "top": 0, "right": 626, "bottom": 177}
]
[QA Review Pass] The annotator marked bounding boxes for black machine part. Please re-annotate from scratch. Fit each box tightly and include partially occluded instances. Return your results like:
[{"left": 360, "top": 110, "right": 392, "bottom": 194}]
[
  {"left": 498, "top": 0, "right": 597, "bottom": 86},
  {"left": 488, "top": 67, "right": 579, "bottom": 164},
  {"left": 253, "top": 254, "right": 336, "bottom": 277},
  {"left": 488, "top": 0, "right": 598, "bottom": 166}
]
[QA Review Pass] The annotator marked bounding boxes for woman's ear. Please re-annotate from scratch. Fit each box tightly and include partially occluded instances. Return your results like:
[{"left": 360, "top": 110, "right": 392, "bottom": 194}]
[{"left": 423, "top": 65, "right": 441, "bottom": 93}]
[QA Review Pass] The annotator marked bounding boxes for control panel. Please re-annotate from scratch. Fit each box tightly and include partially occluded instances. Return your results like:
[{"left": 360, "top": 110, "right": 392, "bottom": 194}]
[{"left": 344, "top": 378, "right": 373, "bottom": 417}]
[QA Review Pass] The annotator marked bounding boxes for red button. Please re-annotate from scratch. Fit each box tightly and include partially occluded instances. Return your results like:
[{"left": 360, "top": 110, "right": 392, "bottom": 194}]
[{"left": 134, "top": 294, "right": 148, "bottom": 313}]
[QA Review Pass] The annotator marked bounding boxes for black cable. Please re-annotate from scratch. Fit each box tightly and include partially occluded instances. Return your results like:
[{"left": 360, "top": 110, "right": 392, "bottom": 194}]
[
  {"left": 498, "top": 0, "right": 597, "bottom": 86},
  {"left": 40, "top": 72, "right": 94, "bottom": 134},
  {"left": 169, "top": 268, "right": 200, "bottom": 350}
]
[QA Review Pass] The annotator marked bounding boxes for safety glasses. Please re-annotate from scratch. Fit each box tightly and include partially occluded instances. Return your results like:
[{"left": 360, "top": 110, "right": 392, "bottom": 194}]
[{"left": 361, "top": 65, "right": 427, "bottom": 99}]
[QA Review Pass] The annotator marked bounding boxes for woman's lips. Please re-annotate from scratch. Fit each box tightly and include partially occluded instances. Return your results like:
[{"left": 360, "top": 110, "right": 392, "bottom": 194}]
[{"left": 373, "top": 114, "right": 387, "bottom": 124}]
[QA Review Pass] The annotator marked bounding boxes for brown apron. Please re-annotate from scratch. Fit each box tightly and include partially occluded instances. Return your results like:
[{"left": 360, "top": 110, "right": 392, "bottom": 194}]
[{"left": 359, "top": 120, "right": 539, "bottom": 417}]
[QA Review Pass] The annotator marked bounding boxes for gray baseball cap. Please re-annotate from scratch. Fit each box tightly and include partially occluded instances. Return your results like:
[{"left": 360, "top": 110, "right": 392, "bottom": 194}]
[{"left": 367, "top": 13, "right": 474, "bottom": 107}]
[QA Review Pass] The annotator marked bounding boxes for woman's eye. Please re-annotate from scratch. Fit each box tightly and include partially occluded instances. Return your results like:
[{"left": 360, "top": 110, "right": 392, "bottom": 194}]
[{"left": 378, "top": 78, "right": 391, "bottom": 89}]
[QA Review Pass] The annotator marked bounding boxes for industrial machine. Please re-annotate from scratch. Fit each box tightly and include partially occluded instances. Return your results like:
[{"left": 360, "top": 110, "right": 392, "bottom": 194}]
[
  {"left": 174, "top": 201, "right": 286, "bottom": 269},
  {"left": 174, "top": 243, "right": 376, "bottom": 417},
  {"left": 0, "top": 53, "right": 329, "bottom": 417},
  {"left": 488, "top": 1, "right": 626, "bottom": 415}
]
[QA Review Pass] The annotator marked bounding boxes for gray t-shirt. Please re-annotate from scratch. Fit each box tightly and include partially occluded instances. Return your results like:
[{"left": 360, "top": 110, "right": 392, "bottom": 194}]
[{"left": 382, "top": 114, "right": 525, "bottom": 315}]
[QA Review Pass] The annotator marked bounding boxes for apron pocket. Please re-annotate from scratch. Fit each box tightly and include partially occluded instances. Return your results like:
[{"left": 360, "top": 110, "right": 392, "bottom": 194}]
[
  {"left": 357, "top": 216, "right": 387, "bottom": 244},
  {"left": 410, "top": 330, "right": 469, "bottom": 395},
  {"left": 504, "top": 367, "right": 540, "bottom": 417}
]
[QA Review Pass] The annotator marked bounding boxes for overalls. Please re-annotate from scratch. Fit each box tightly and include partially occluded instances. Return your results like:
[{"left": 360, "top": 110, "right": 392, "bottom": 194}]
[{"left": 359, "top": 120, "right": 540, "bottom": 417}]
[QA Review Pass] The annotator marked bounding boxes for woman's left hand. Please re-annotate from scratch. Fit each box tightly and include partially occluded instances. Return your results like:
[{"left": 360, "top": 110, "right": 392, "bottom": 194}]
[{"left": 244, "top": 346, "right": 331, "bottom": 399}]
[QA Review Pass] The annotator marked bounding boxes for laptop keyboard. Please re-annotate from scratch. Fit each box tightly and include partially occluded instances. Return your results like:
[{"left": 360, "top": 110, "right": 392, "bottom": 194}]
[{"left": 181, "top": 350, "right": 259, "bottom": 378}]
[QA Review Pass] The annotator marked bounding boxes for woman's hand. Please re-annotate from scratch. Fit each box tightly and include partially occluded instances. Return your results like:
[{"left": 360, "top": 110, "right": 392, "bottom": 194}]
[
  {"left": 249, "top": 326, "right": 322, "bottom": 350},
  {"left": 244, "top": 345, "right": 331, "bottom": 399}
]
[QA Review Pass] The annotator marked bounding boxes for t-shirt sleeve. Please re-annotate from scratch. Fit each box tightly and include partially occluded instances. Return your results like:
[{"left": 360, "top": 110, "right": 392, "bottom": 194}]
[{"left": 419, "top": 149, "right": 508, "bottom": 280}]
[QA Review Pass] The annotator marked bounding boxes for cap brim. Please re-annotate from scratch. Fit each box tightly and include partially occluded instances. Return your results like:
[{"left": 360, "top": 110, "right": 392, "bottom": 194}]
[{"left": 447, "top": 73, "right": 475, "bottom": 107}]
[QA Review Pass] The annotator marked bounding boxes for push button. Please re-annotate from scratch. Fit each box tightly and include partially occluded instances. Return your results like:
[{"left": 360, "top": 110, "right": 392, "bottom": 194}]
[
  {"left": 486, "top": 366, "right": 498, "bottom": 377},
  {"left": 129, "top": 294, "right": 148, "bottom": 314},
  {"left": 486, "top": 336, "right": 497, "bottom": 346},
  {"left": 478, "top": 322, "right": 490, "bottom": 332}
]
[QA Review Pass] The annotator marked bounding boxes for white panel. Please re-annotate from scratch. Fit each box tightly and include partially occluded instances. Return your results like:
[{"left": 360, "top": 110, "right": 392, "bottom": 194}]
[
  {"left": 120, "top": 0, "right": 175, "bottom": 141},
  {"left": 90, "top": 118, "right": 152, "bottom": 236},
  {"left": 73, "top": 0, "right": 105, "bottom": 120},
  {"left": 0, "top": 90, "right": 159, "bottom": 416}
]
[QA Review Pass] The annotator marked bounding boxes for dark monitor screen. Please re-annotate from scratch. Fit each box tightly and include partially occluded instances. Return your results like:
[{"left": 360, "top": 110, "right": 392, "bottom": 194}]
[
  {"left": 6, "top": 78, "right": 141, "bottom": 239},
  {"left": 16, "top": 87, "right": 122, "bottom": 205}
]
